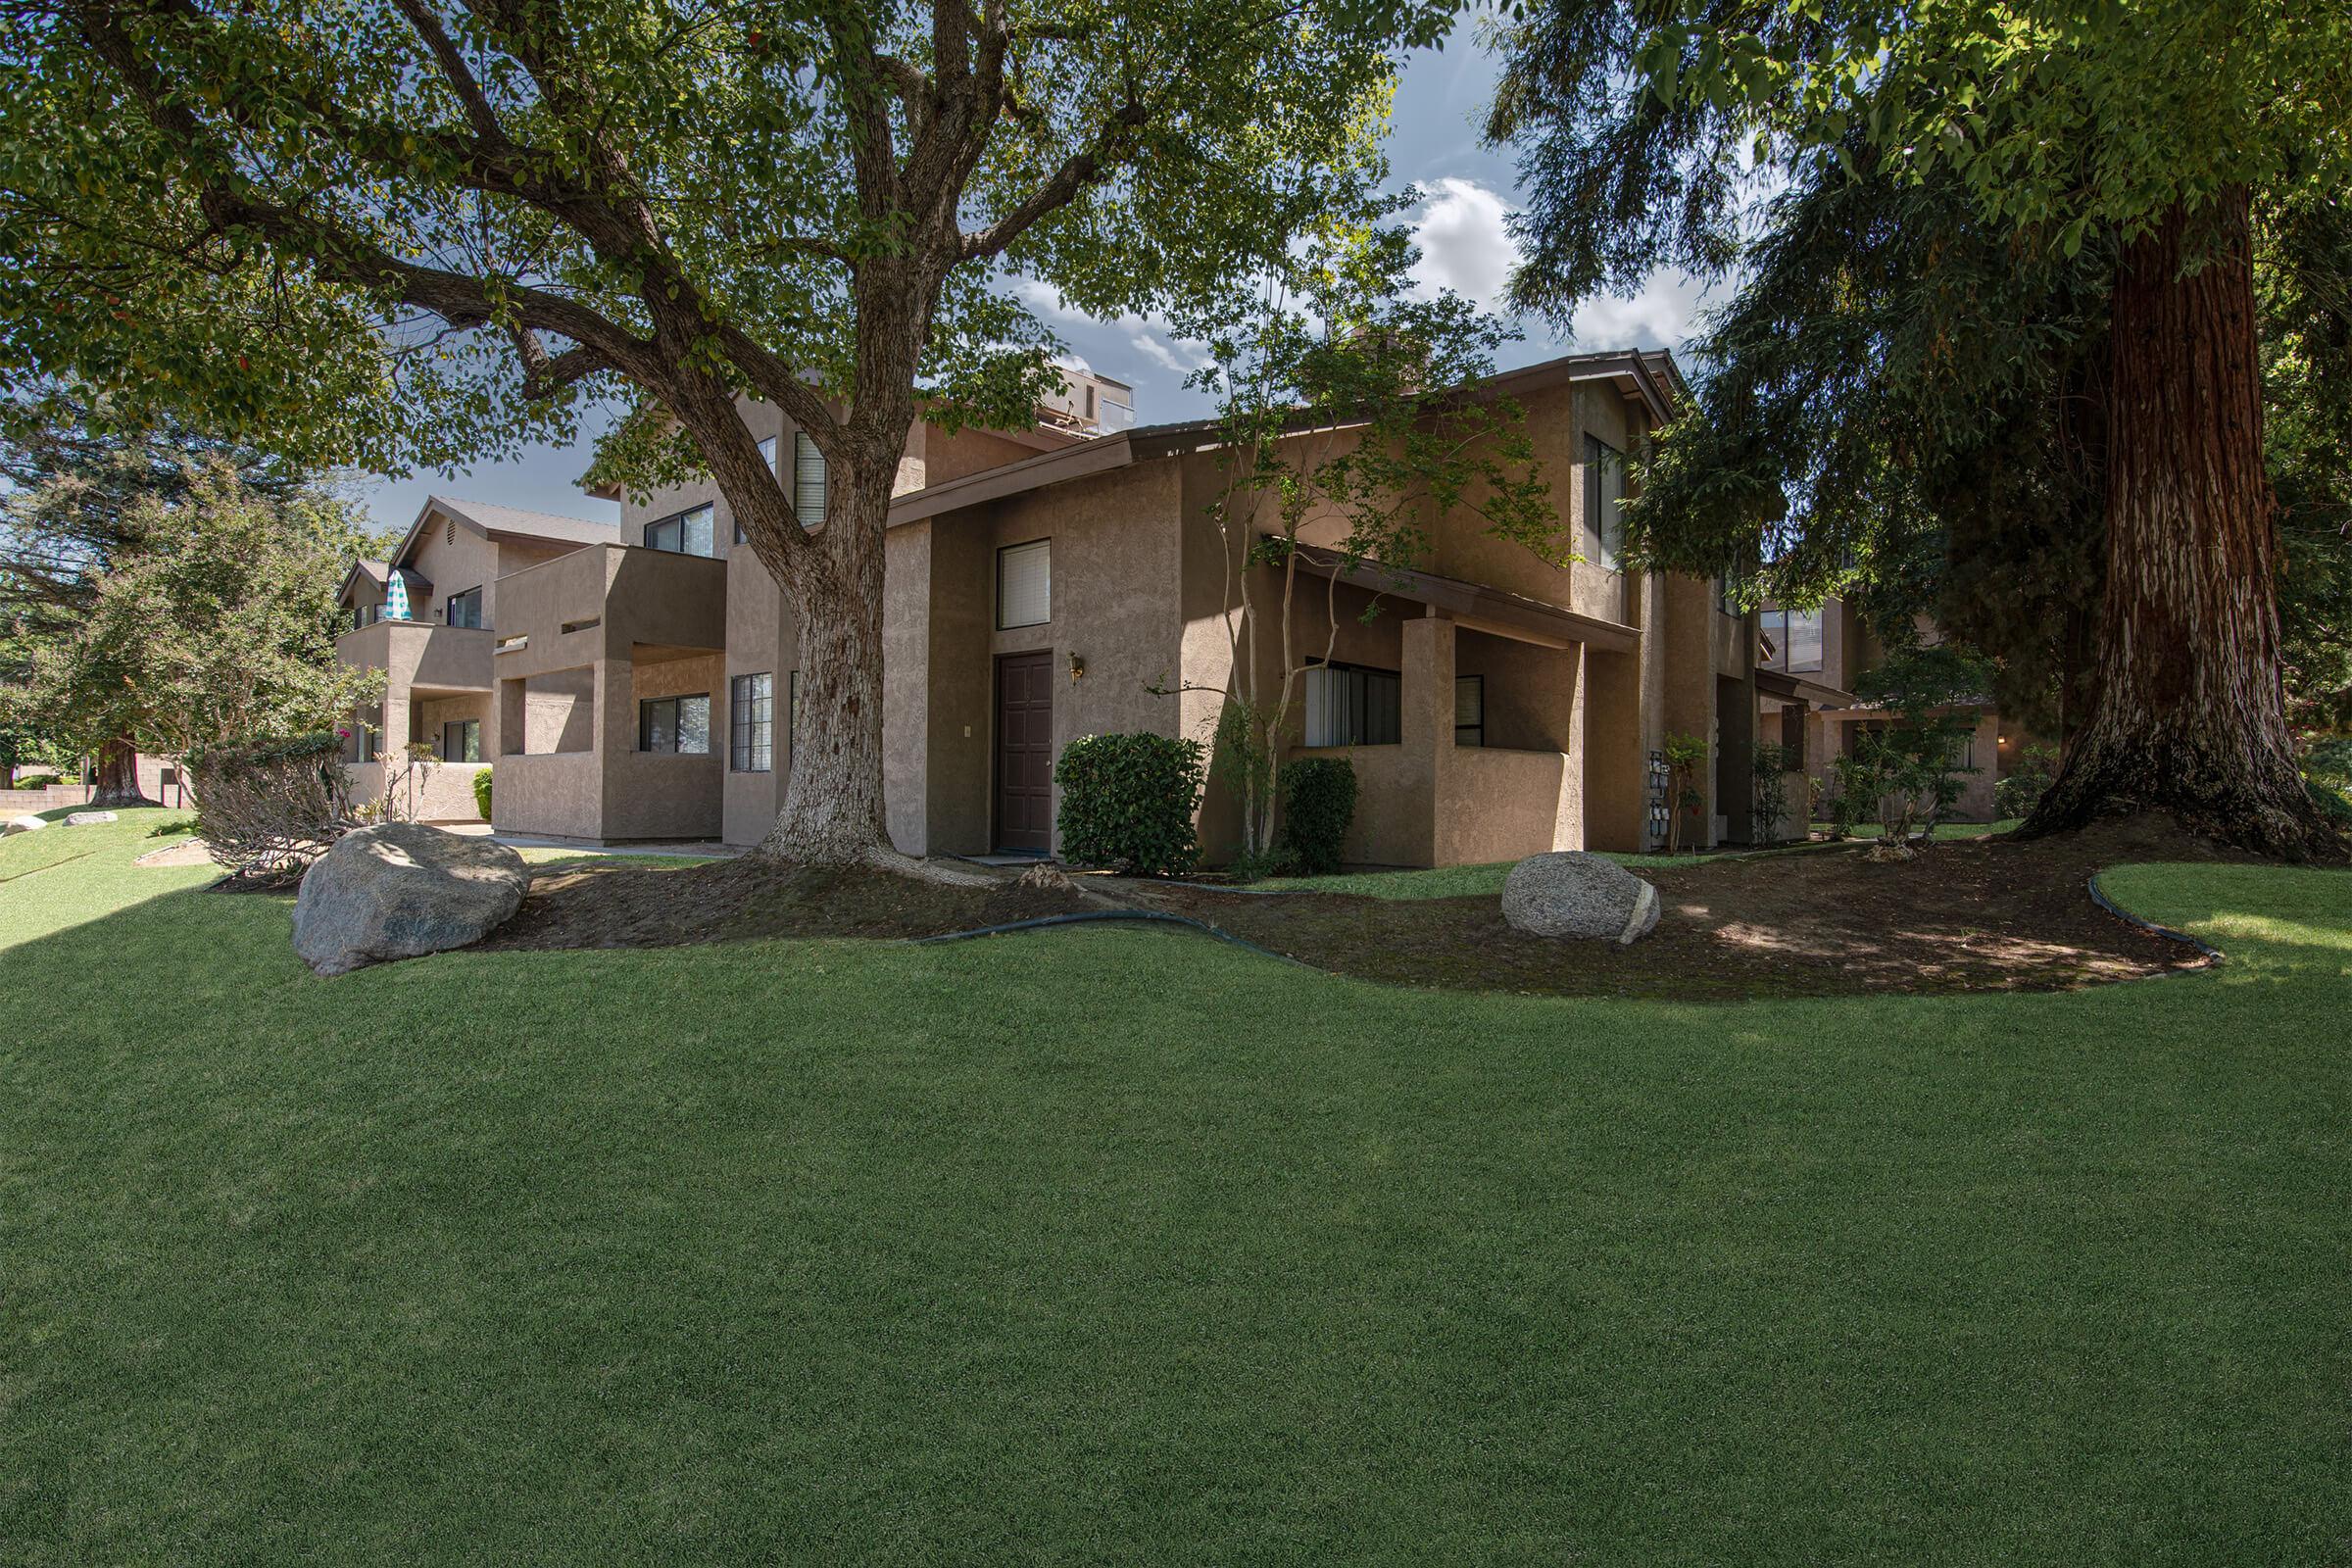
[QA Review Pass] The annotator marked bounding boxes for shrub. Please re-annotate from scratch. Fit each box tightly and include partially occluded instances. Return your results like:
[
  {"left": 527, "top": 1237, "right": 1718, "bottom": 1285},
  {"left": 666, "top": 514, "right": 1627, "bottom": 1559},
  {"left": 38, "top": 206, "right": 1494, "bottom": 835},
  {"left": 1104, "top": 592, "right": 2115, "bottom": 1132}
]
[
  {"left": 186, "top": 731, "right": 353, "bottom": 882},
  {"left": 1054, "top": 732, "right": 1205, "bottom": 876},
  {"left": 1750, "top": 740, "right": 1796, "bottom": 843},
  {"left": 14, "top": 773, "right": 61, "bottom": 790},
  {"left": 1994, "top": 743, "right": 2059, "bottom": 820},
  {"left": 1662, "top": 731, "right": 1709, "bottom": 853},
  {"left": 1276, "top": 757, "right": 1357, "bottom": 874},
  {"left": 473, "top": 764, "right": 494, "bottom": 819},
  {"left": 2307, "top": 777, "right": 2352, "bottom": 830}
]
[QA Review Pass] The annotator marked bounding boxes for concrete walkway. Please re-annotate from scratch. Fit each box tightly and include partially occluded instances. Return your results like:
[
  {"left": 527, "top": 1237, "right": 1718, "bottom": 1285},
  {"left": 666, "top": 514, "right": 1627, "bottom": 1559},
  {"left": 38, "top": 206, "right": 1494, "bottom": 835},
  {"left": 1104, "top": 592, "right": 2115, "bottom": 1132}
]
[{"left": 438, "top": 822, "right": 741, "bottom": 859}]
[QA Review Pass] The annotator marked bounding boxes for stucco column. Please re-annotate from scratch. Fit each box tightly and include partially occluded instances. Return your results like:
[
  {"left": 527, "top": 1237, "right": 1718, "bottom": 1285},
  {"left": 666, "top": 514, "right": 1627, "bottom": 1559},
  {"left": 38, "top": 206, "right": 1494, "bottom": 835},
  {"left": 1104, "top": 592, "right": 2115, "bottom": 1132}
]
[{"left": 1399, "top": 612, "right": 1454, "bottom": 866}]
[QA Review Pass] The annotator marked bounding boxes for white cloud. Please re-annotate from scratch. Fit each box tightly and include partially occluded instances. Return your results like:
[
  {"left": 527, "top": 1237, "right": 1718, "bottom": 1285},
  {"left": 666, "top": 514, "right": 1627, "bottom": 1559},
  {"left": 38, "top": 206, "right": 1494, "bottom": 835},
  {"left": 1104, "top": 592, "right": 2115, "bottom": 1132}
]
[
  {"left": 1406, "top": 175, "right": 1709, "bottom": 355},
  {"left": 1570, "top": 270, "right": 1710, "bottom": 353},
  {"left": 1408, "top": 176, "right": 1520, "bottom": 315},
  {"left": 1128, "top": 331, "right": 1208, "bottom": 376}
]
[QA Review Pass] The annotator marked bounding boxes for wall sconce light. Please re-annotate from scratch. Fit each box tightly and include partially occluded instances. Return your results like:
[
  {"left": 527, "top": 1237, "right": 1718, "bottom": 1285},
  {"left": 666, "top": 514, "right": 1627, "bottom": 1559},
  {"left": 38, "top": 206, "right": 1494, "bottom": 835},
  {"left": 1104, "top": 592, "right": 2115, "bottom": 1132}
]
[{"left": 1068, "top": 652, "right": 1087, "bottom": 684}]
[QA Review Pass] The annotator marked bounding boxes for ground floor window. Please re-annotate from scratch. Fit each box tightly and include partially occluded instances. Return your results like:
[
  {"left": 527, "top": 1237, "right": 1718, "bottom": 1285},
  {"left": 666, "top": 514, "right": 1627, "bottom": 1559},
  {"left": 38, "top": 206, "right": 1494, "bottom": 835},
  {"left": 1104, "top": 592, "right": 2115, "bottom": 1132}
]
[
  {"left": 1302, "top": 662, "right": 1401, "bottom": 747},
  {"left": 730, "top": 673, "right": 773, "bottom": 772},
  {"left": 440, "top": 718, "right": 481, "bottom": 762},
  {"left": 639, "top": 693, "right": 711, "bottom": 755},
  {"left": 1453, "top": 675, "right": 1485, "bottom": 748}
]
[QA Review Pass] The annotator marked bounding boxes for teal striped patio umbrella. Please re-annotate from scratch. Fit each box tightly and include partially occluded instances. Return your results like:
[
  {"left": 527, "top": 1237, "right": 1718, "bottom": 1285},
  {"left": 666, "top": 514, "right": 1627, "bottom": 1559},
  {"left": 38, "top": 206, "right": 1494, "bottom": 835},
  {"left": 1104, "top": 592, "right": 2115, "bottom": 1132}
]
[{"left": 383, "top": 570, "right": 413, "bottom": 621}]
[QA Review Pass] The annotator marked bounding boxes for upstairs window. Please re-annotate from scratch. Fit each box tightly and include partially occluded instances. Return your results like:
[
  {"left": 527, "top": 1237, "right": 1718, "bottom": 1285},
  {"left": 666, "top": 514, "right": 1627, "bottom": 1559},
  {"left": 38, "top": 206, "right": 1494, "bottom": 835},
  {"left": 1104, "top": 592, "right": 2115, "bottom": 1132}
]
[
  {"left": 793, "top": 431, "right": 827, "bottom": 528},
  {"left": 645, "top": 504, "right": 715, "bottom": 557},
  {"left": 997, "top": 538, "right": 1051, "bottom": 629},
  {"left": 444, "top": 586, "right": 484, "bottom": 628},
  {"left": 1584, "top": 435, "right": 1625, "bottom": 572},
  {"left": 730, "top": 673, "right": 773, "bottom": 772},
  {"left": 639, "top": 693, "right": 711, "bottom": 755},
  {"left": 1759, "top": 608, "right": 1825, "bottom": 673},
  {"left": 1302, "top": 662, "right": 1401, "bottom": 747},
  {"left": 758, "top": 434, "right": 778, "bottom": 472}
]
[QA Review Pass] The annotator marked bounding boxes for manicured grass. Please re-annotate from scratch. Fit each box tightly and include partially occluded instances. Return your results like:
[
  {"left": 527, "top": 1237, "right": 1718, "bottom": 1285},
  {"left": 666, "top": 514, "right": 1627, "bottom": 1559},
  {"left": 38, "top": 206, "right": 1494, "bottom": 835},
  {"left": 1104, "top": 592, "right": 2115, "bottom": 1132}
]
[
  {"left": 4, "top": 809, "right": 2349, "bottom": 1564},
  {"left": 1814, "top": 816, "right": 2026, "bottom": 840}
]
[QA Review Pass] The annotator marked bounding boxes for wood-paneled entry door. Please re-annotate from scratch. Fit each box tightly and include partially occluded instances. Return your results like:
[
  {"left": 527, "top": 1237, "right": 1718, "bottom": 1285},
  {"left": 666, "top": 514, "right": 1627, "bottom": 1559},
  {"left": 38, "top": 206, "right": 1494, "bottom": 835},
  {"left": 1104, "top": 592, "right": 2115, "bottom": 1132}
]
[{"left": 994, "top": 650, "right": 1054, "bottom": 855}]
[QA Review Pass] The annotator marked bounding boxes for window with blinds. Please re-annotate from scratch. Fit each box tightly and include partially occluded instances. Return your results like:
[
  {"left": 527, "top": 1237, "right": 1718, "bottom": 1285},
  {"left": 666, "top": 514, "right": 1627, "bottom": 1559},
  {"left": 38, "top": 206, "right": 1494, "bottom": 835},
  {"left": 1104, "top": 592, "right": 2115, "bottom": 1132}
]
[
  {"left": 1301, "top": 662, "right": 1401, "bottom": 747},
  {"left": 997, "top": 538, "right": 1051, "bottom": 629},
  {"left": 1584, "top": 435, "right": 1625, "bottom": 572},
  {"left": 793, "top": 432, "right": 827, "bottom": 528},
  {"left": 730, "top": 672, "right": 773, "bottom": 772},
  {"left": 1454, "top": 675, "right": 1485, "bottom": 747}
]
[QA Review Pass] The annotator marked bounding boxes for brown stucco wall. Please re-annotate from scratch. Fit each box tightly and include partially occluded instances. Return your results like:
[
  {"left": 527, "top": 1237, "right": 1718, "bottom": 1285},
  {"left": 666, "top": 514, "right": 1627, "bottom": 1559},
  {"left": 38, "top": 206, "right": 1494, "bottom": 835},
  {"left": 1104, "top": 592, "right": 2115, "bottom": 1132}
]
[{"left": 887, "top": 461, "right": 1184, "bottom": 858}]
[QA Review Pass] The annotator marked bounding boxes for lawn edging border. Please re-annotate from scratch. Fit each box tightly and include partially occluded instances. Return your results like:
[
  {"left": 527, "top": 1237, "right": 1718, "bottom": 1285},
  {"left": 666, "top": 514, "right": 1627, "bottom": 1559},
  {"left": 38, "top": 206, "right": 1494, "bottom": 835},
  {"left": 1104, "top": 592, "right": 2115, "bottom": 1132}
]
[
  {"left": 910, "top": 908, "right": 1319, "bottom": 969},
  {"left": 2085, "top": 872, "right": 2225, "bottom": 967}
]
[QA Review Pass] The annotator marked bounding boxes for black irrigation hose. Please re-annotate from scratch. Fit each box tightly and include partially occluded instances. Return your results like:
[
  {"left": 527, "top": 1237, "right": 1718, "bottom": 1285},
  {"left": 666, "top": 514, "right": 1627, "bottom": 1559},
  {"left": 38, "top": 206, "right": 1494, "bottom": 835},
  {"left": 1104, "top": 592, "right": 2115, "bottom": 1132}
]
[
  {"left": 0, "top": 850, "right": 94, "bottom": 884},
  {"left": 2086, "top": 873, "right": 2225, "bottom": 966},
  {"left": 910, "top": 907, "right": 1318, "bottom": 969}
]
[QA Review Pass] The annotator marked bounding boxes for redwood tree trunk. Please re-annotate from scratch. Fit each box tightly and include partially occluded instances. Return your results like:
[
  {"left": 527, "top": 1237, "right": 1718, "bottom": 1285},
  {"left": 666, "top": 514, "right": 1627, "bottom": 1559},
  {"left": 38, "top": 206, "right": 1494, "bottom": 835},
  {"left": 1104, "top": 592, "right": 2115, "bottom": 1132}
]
[
  {"left": 2025, "top": 192, "right": 2340, "bottom": 860},
  {"left": 758, "top": 450, "right": 896, "bottom": 863},
  {"left": 89, "top": 734, "right": 153, "bottom": 808}
]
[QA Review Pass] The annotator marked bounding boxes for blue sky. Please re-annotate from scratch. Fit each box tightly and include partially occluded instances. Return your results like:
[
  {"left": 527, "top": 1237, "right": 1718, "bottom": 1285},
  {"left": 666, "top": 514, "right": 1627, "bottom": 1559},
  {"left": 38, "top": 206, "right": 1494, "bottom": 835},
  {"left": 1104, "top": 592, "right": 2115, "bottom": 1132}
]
[{"left": 353, "top": 37, "right": 1708, "bottom": 538}]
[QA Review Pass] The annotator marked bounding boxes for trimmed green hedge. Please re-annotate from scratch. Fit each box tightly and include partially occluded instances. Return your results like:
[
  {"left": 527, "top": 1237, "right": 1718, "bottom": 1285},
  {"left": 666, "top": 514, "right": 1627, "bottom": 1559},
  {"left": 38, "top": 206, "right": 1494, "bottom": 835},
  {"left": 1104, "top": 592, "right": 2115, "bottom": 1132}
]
[
  {"left": 1054, "top": 733, "right": 1205, "bottom": 876},
  {"left": 472, "top": 764, "right": 493, "bottom": 818},
  {"left": 1277, "top": 757, "right": 1357, "bottom": 874}
]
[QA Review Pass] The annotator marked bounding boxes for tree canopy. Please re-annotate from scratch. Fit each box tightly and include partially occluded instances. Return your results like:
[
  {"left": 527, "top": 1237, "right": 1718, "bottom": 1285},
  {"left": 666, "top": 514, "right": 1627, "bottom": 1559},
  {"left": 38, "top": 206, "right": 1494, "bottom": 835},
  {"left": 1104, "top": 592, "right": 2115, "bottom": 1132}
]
[
  {"left": 6, "top": 461, "right": 385, "bottom": 768},
  {"left": 1, "top": 0, "right": 1438, "bottom": 482},
  {"left": 1, "top": 0, "right": 1450, "bottom": 858},
  {"left": 1486, "top": 0, "right": 2351, "bottom": 856}
]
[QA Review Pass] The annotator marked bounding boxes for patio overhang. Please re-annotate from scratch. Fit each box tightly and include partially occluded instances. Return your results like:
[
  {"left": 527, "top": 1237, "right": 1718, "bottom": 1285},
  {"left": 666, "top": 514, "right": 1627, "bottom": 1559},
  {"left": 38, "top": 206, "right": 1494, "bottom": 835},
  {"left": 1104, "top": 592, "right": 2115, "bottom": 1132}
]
[
  {"left": 1756, "top": 668, "right": 1855, "bottom": 709},
  {"left": 1289, "top": 545, "right": 1639, "bottom": 655}
]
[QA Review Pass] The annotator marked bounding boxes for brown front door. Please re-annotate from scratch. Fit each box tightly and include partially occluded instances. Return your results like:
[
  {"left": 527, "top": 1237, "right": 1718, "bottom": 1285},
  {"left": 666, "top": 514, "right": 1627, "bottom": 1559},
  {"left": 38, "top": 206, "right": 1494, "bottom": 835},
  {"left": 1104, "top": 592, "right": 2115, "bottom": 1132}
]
[{"left": 995, "top": 651, "right": 1054, "bottom": 854}]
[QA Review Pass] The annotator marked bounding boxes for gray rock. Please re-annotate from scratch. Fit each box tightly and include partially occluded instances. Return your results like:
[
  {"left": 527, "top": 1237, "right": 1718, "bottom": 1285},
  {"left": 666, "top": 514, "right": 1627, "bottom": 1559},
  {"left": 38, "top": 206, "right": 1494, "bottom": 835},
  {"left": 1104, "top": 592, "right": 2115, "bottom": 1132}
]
[
  {"left": 292, "top": 822, "right": 527, "bottom": 976},
  {"left": 1501, "top": 851, "right": 1661, "bottom": 944},
  {"left": 64, "top": 810, "right": 118, "bottom": 826},
  {"left": 4, "top": 813, "right": 47, "bottom": 836}
]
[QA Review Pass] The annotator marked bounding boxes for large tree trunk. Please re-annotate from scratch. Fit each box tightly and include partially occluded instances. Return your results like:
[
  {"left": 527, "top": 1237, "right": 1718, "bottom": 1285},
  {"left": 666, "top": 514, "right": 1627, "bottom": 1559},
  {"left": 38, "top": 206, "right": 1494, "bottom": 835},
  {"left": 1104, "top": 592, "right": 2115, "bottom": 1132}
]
[
  {"left": 89, "top": 734, "right": 154, "bottom": 808},
  {"left": 758, "top": 454, "right": 895, "bottom": 864},
  {"left": 2025, "top": 192, "right": 2340, "bottom": 860}
]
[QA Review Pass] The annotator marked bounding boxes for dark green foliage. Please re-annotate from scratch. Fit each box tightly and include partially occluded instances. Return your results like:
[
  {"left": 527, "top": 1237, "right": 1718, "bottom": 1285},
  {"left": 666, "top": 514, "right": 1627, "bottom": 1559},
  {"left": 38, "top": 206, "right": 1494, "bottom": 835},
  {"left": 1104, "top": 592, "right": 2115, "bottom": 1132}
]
[
  {"left": 1833, "top": 646, "right": 1991, "bottom": 842},
  {"left": 1054, "top": 733, "right": 1206, "bottom": 877},
  {"left": 472, "top": 765, "right": 493, "bottom": 820},
  {"left": 1751, "top": 741, "right": 1796, "bottom": 843},
  {"left": 1995, "top": 744, "right": 2061, "bottom": 821},
  {"left": 2305, "top": 778, "right": 2352, "bottom": 830},
  {"left": 1276, "top": 758, "right": 1357, "bottom": 875}
]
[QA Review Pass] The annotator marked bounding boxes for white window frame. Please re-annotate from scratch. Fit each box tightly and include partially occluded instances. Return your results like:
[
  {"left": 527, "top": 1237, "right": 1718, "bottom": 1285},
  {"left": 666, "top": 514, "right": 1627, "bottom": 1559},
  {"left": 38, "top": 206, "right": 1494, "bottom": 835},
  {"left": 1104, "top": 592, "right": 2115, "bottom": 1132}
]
[{"left": 996, "top": 538, "right": 1052, "bottom": 630}]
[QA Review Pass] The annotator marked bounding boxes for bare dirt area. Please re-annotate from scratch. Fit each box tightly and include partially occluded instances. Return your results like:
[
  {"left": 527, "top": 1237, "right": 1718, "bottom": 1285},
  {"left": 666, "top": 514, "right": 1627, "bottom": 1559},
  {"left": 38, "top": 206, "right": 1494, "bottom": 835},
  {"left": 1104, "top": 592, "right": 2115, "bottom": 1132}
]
[
  {"left": 469, "top": 818, "right": 2246, "bottom": 998},
  {"left": 474, "top": 855, "right": 1104, "bottom": 952},
  {"left": 1125, "top": 818, "right": 2243, "bottom": 999}
]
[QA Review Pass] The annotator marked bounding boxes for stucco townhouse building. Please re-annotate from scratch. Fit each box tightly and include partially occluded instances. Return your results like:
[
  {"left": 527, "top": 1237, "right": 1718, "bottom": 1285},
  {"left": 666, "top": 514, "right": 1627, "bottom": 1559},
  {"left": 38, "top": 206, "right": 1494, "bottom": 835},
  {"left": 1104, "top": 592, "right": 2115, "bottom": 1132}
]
[
  {"left": 1754, "top": 599, "right": 2032, "bottom": 824},
  {"left": 341, "top": 350, "right": 1781, "bottom": 865}
]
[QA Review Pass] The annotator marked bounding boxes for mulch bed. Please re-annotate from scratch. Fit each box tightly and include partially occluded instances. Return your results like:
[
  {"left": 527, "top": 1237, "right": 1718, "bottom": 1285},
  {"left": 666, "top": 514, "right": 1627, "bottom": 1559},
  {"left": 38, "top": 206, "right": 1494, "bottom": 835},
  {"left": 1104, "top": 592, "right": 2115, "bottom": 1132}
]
[
  {"left": 1129, "top": 817, "right": 2242, "bottom": 998},
  {"left": 471, "top": 817, "right": 2251, "bottom": 998},
  {"left": 474, "top": 856, "right": 1101, "bottom": 952}
]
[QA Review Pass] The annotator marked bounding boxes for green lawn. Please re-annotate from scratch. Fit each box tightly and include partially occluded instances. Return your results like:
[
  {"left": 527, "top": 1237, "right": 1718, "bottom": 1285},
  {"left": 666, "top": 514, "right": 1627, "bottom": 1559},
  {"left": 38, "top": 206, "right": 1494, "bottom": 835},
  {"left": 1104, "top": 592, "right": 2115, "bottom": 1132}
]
[
  {"left": 4, "top": 808, "right": 2348, "bottom": 1564},
  {"left": 1813, "top": 816, "right": 2027, "bottom": 841}
]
